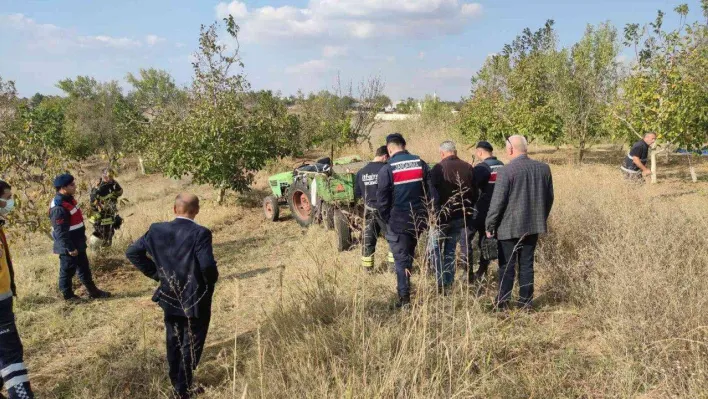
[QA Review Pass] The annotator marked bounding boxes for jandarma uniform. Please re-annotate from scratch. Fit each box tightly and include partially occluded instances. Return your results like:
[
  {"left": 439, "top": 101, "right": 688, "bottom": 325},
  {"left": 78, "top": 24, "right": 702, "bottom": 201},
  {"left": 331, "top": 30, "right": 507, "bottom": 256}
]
[
  {"left": 49, "top": 189, "right": 108, "bottom": 300},
  {"left": 377, "top": 149, "right": 437, "bottom": 302}
]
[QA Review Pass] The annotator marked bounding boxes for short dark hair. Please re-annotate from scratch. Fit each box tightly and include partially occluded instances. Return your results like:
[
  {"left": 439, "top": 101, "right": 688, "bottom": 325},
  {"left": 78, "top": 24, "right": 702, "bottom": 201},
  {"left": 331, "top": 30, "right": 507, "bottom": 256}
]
[
  {"left": 0, "top": 180, "right": 10, "bottom": 197},
  {"left": 375, "top": 145, "right": 388, "bottom": 157}
]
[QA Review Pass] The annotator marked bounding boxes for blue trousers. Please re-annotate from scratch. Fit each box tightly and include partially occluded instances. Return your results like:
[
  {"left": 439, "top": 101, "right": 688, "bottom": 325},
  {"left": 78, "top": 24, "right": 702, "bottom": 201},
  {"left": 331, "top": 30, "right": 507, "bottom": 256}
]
[
  {"left": 436, "top": 219, "right": 465, "bottom": 287},
  {"left": 385, "top": 229, "right": 418, "bottom": 299},
  {"left": 0, "top": 298, "right": 34, "bottom": 399},
  {"left": 58, "top": 251, "right": 95, "bottom": 298}
]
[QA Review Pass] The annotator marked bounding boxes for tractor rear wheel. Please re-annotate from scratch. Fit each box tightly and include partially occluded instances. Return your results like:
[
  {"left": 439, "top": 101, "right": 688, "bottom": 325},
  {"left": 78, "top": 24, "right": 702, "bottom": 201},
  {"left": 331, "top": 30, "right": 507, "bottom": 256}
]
[
  {"left": 334, "top": 209, "right": 352, "bottom": 252},
  {"left": 263, "top": 196, "right": 279, "bottom": 222},
  {"left": 287, "top": 181, "right": 314, "bottom": 227}
]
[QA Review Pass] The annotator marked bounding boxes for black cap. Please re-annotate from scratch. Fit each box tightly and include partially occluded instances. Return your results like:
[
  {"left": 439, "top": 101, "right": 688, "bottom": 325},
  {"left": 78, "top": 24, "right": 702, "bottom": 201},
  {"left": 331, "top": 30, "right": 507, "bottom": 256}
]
[
  {"left": 53, "top": 173, "right": 75, "bottom": 189},
  {"left": 385, "top": 133, "right": 406, "bottom": 147},
  {"left": 476, "top": 141, "right": 493, "bottom": 152}
]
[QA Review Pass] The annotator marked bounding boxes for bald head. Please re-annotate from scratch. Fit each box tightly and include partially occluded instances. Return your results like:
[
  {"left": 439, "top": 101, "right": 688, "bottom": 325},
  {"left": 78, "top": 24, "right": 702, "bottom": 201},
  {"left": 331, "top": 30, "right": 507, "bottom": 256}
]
[
  {"left": 506, "top": 135, "right": 528, "bottom": 159},
  {"left": 174, "top": 192, "right": 200, "bottom": 219}
]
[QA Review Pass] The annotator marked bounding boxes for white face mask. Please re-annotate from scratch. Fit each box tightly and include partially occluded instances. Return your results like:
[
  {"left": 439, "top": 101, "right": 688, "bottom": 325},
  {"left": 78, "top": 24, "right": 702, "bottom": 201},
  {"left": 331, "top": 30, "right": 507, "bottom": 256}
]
[{"left": 0, "top": 198, "right": 15, "bottom": 216}]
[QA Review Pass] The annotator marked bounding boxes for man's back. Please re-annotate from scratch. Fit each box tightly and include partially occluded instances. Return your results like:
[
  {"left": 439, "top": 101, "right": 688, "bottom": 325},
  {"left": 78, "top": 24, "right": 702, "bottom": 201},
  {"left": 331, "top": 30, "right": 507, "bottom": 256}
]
[
  {"left": 486, "top": 155, "right": 554, "bottom": 240},
  {"left": 126, "top": 218, "right": 218, "bottom": 318},
  {"left": 430, "top": 155, "right": 477, "bottom": 223},
  {"left": 355, "top": 161, "right": 386, "bottom": 208}
]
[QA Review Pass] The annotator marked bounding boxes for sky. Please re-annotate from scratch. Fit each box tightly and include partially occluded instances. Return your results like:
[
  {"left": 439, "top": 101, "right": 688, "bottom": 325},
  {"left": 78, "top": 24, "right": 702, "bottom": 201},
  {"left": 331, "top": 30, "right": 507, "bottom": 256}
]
[{"left": 0, "top": 0, "right": 704, "bottom": 101}]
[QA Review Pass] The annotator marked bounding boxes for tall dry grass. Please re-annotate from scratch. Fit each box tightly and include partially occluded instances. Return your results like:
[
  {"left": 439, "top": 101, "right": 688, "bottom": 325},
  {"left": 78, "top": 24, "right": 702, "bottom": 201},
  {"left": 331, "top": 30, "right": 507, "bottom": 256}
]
[
  {"left": 7, "top": 125, "right": 708, "bottom": 398},
  {"left": 212, "top": 164, "right": 707, "bottom": 398}
]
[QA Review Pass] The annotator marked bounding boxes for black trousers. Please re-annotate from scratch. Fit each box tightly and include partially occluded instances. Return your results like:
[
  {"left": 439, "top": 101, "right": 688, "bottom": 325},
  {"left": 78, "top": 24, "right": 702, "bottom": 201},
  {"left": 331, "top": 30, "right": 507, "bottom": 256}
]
[
  {"left": 0, "top": 298, "right": 34, "bottom": 399},
  {"left": 497, "top": 234, "right": 539, "bottom": 308},
  {"left": 164, "top": 313, "right": 211, "bottom": 395},
  {"left": 459, "top": 224, "right": 491, "bottom": 277},
  {"left": 362, "top": 209, "right": 386, "bottom": 258},
  {"left": 58, "top": 251, "right": 95, "bottom": 298}
]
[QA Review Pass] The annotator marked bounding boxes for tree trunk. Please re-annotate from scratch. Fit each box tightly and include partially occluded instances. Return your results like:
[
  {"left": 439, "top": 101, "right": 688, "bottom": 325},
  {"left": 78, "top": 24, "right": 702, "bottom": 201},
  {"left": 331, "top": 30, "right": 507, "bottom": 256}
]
[
  {"left": 577, "top": 141, "right": 586, "bottom": 164},
  {"left": 650, "top": 147, "right": 658, "bottom": 184},
  {"left": 138, "top": 156, "right": 146, "bottom": 175},
  {"left": 217, "top": 186, "right": 226, "bottom": 205}
]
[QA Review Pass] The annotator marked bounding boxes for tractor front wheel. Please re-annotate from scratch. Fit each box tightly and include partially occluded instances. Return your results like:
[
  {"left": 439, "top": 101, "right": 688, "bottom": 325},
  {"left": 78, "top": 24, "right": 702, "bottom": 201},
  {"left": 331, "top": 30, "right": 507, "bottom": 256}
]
[
  {"left": 263, "top": 196, "right": 279, "bottom": 222},
  {"left": 287, "top": 181, "right": 314, "bottom": 227}
]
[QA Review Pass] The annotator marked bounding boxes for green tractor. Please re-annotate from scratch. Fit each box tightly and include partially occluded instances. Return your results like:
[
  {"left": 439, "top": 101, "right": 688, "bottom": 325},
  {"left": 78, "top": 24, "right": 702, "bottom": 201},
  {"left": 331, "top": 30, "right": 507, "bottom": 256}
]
[{"left": 262, "top": 156, "right": 367, "bottom": 251}]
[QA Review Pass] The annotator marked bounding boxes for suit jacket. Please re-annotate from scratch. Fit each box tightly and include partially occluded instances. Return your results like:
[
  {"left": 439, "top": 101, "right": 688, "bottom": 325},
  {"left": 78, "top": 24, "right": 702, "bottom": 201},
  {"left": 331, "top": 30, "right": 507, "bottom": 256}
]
[
  {"left": 485, "top": 155, "right": 554, "bottom": 240},
  {"left": 126, "top": 218, "right": 218, "bottom": 319}
]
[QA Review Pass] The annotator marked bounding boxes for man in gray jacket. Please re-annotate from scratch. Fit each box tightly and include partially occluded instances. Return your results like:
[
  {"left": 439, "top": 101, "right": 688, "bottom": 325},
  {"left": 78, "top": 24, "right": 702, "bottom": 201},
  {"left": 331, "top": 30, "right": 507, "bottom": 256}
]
[{"left": 485, "top": 135, "right": 554, "bottom": 310}]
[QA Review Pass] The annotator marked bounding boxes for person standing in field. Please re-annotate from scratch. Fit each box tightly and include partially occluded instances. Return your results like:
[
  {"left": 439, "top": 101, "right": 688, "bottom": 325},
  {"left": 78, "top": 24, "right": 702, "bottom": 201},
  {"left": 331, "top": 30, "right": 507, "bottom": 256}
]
[
  {"left": 377, "top": 133, "right": 437, "bottom": 309},
  {"left": 429, "top": 140, "right": 477, "bottom": 292},
  {"left": 464, "top": 141, "right": 504, "bottom": 282},
  {"left": 126, "top": 193, "right": 218, "bottom": 399},
  {"left": 49, "top": 174, "right": 111, "bottom": 301},
  {"left": 88, "top": 168, "right": 124, "bottom": 248},
  {"left": 355, "top": 145, "right": 394, "bottom": 273},
  {"left": 486, "top": 136, "right": 554, "bottom": 310},
  {"left": 620, "top": 132, "right": 656, "bottom": 181},
  {"left": 0, "top": 180, "right": 35, "bottom": 399}
]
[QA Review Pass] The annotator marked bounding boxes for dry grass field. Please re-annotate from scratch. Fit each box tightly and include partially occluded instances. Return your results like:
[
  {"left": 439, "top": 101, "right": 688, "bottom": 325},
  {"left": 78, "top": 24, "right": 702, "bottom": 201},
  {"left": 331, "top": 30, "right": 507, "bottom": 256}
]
[{"left": 7, "top": 122, "right": 708, "bottom": 398}]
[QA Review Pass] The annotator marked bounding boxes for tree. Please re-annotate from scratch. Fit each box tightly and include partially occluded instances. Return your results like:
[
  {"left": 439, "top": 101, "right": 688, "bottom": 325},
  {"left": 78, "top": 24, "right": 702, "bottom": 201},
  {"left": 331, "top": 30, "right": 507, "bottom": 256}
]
[
  {"left": 147, "top": 16, "right": 298, "bottom": 204},
  {"left": 459, "top": 20, "right": 563, "bottom": 146},
  {"left": 0, "top": 76, "right": 75, "bottom": 234},
  {"left": 551, "top": 22, "right": 620, "bottom": 162},
  {"left": 614, "top": 3, "right": 708, "bottom": 182},
  {"left": 58, "top": 76, "right": 142, "bottom": 162},
  {"left": 126, "top": 68, "right": 187, "bottom": 118},
  {"left": 297, "top": 75, "right": 386, "bottom": 158},
  {"left": 397, "top": 97, "right": 418, "bottom": 114}
]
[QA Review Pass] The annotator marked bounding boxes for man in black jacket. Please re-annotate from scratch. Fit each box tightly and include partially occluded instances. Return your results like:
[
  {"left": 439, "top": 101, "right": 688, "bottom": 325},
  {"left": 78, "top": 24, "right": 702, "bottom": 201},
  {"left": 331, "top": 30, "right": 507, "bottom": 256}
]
[
  {"left": 49, "top": 174, "right": 111, "bottom": 301},
  {"left": 354, "top": 146, "right": 393, "bottom": 273},
  {"left": 126, "top": 193, "right": 218, "bottom": 399},
  {"left": 430, "top": 140, "right": 477, "bottom": 291}
]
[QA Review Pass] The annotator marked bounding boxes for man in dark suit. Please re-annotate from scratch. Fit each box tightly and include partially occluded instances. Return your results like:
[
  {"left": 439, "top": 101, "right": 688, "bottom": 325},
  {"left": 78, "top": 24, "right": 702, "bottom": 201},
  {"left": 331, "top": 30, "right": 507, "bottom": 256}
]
[
  {"left": 126, "top": 193, "right": 218, "bottom": 398},
  {"left": 486, "top": 135, "right": 553, "bottom": 310}
]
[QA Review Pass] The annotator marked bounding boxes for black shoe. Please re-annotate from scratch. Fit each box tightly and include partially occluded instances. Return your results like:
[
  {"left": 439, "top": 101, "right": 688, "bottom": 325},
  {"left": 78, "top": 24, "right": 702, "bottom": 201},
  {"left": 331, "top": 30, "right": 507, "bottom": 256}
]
[
  {"left": 437, "top": 285, "right": 452, "bottom": 296},
  {"left": 395, "top": 296, "right": 411, "bottom": 310},
  {"left": 493, "top": 301, "right": 510, "bottom": 312},
  {"left": 63, "top": 292, "right": 81, "bottom": 302},
  {"left": 88, "top": 288, "right": 112, "bottom": 299}
]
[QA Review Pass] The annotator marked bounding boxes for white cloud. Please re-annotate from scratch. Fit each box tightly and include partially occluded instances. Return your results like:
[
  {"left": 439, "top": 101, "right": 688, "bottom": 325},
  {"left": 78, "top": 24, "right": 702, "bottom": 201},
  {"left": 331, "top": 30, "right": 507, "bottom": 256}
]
[
  {"left": 323, "top": 45, "right": 347, "bottom": 58},
  {"left": 87, "top": 35, "right": 142, "bottom": 48},
  {"left": 214, "top": 1, "right": 483, "bottom": 43},
  {"left": 215, "top": 1, "right": 248, "bottom": 19},
  {"left": 0, "top": 13, "right": 146, "bottom": 51},
  {"left": 423, "top": 67, "right": 473, "bottom": 80},
  {"left": 285, "top": 59, "right": 330, "bottom": 75},
  {"left": 145, "top": 34, "right": 166, "bottom": 46},
  {"left": 460, "top": 3, "right": 483, "bottom": 17}
]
